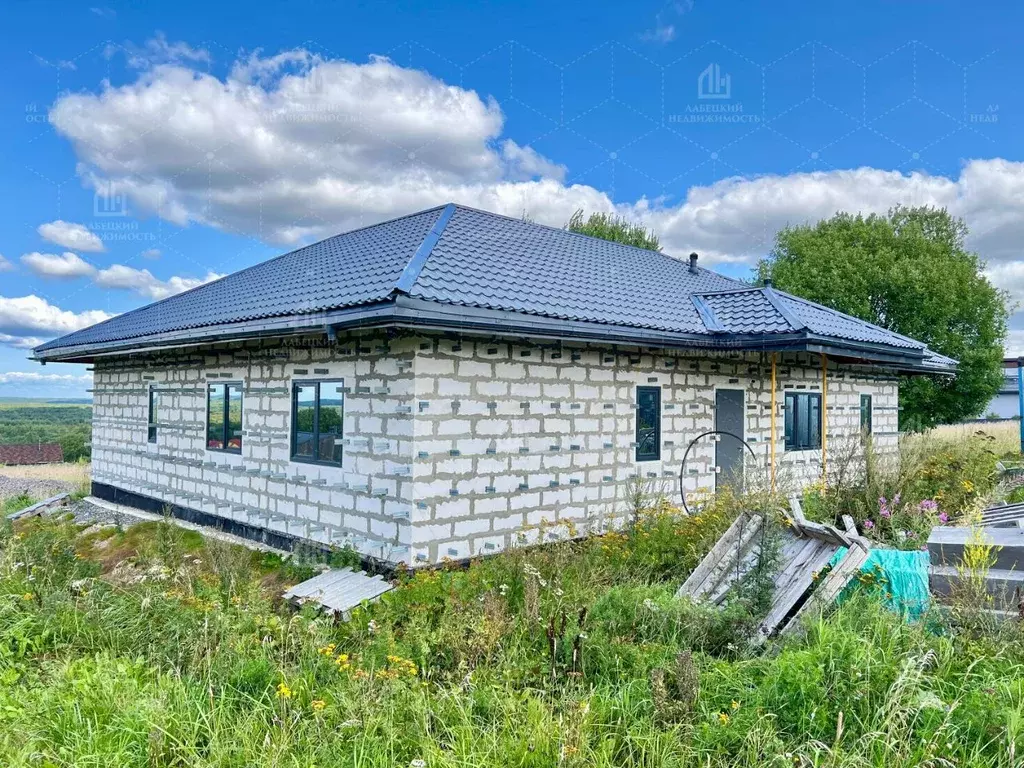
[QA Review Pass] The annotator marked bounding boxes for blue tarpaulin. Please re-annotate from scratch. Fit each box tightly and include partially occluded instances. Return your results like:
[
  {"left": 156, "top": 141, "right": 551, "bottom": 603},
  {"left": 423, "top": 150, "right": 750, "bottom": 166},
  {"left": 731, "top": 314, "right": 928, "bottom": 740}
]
[{"left": 830, "top": 548, "right": 931, "bottom": 620}]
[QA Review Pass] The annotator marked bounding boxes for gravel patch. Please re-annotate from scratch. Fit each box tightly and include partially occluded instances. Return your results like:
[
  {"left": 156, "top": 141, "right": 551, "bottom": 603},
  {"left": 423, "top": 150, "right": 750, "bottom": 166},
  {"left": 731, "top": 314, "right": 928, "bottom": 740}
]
[
  {"left": 0, "top": 472, "right": 75, "bottom": 502},
  {"left": 64, "top": 498, "right": 128, "bottom": 526}
]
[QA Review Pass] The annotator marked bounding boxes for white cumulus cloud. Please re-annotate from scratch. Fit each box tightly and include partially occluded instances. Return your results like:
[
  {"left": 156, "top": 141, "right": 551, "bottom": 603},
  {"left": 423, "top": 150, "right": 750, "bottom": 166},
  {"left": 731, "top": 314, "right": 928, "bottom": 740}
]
[
  {"left": 43, "top": 45, "right": 1024, "bottom": 274},
  {"left": 0, "top": 295, "right": 113, "bottom": 349},
  {"left": 20, "top": 251, "right": 97, "bottom": 279},
  {"left": 36, "top": 40, "right": 1024, "bottom": 357},
  {"left": 37, "top": 220, "right": 105, "bottom": 252},
  {"left": 0, "top": 333, "right": 47, "bottom": 350},
  {"left": 93, "top": 264, "right": 223, "bottom": 300},
  {"left": 0, "top": 254, "right": 13, "bottom": 273},
  {"left": 0, "top": 371, "right": 92, "bottom": 385}
]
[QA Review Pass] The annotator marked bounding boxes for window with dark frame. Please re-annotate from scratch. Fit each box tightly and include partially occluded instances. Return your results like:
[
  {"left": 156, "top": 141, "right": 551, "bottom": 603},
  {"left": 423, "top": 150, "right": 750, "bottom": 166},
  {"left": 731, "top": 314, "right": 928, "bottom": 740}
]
[
  {"left": 207, "top": 382, "right": 243, "bottom": 452},
  {"left": 860, "top": 393, "right": 873, "bottom": 438},
  {"left": 784, "top": 391, "right": 822, "bottom": 451},
  {"left": 147, "top": 388, "right": 159, "bottom": 443},
  {"left": 635, "top": 386, "right": 661, "bottom": 462},
  {"left": 291, "top": 380, "right": 345, "bottom": 466}
]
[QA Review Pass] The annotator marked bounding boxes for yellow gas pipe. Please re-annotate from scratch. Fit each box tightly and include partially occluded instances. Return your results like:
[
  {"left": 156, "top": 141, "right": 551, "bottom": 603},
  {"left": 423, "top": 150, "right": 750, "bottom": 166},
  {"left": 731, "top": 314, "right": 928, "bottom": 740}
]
[
  {"left": 770, "top": 353, "right": 777, "bottom": 492},
  {"left": 821, "top": 352, "right": 828, "bottom": 481}
]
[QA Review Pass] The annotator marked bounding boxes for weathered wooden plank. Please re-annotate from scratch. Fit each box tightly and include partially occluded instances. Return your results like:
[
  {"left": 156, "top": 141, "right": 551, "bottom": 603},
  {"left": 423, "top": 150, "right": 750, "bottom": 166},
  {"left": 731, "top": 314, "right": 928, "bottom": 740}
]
[
  {"left": 708, "top": 540, "right": 766, "bottom": 605},
  {"left": 696, "top": 516, "right": 766, "bottom": 600},
  {"left": 677, "top": 514, "right": 762, "bottom": 598},
  {"left": 6, "top": 493, "right": 70, "bottom": 521},
  {"left": 757, "top": 542, "right": 838, "bottom": 637},
  {"left": 781, "top": 542, "right": 872, "bottom": 636},
  {"left": 771, "top": 538, "right": 822, "bottom": 594}
]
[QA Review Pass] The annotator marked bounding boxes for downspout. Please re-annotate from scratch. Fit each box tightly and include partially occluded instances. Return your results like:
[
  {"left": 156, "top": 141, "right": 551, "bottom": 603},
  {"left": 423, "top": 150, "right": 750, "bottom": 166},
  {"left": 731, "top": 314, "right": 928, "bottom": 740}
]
[
  {"left": 770, "top": 352, "right": 777, "bottom": 493},
  {"left": 1018, "top": 357, "right": 1024, "bottom": 454},
  {"left": 821, "top": 352, "right": 828, "bottom": 482}
]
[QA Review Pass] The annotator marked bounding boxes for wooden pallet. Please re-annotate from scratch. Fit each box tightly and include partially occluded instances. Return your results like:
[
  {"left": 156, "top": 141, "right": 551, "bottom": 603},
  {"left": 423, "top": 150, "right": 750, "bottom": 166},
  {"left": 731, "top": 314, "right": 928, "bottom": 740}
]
[
  {"left": 677, "top": 497, "right": 871, "bottom": 642},
  {"left": 5, "top": 493, "right": 70, "bottom": 521}
]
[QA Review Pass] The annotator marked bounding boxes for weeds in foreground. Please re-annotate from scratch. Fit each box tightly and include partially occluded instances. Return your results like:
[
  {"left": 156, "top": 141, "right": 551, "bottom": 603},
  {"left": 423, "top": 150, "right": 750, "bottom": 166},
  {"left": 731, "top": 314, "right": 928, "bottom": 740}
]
[
  {"left": 801, "top": 430, "right": 1006, "bottom": 549},
  {"left": 4, "top": 496, "right": 1024, "bottom": 766}
]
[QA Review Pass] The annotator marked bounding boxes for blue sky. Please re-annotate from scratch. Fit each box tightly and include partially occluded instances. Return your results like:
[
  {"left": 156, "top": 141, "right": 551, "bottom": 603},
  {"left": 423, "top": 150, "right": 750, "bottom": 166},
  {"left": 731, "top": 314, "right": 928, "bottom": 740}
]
[{"left": 1, "top": 0, "right": 1021, "bottom": 398}]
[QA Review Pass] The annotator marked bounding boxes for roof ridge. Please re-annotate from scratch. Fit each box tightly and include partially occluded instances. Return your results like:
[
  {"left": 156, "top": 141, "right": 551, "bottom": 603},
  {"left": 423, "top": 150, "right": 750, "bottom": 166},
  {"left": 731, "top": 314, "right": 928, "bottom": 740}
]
[
  {"left": 690, "top": 294, "right": 726, "bottom": 333},
  {"left": 761, "top": 286, "right": 806, "bottom": 332},
  {"left": 444, "top": 202, "right": 746, "bottom": 283},
  {"left": 393, "top": 203, "right": 456, "bottom": 294},
  {"left": 776, "top": 290, "right": 926, "bottom": 349}
]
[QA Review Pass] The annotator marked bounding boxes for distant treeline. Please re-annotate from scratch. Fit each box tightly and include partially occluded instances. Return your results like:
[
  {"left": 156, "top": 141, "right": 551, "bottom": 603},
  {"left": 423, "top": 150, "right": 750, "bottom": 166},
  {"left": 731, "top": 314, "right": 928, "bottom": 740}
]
[{"left": 0, "top": 406, "right": 92, "bottom": 462}]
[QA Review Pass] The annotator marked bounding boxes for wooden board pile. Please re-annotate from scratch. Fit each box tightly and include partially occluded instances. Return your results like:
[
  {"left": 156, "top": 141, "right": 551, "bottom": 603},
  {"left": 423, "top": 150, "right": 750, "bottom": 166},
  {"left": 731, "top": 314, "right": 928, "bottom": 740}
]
[{"left": 677, "top": 498, "right": 871, "bottom": 643}]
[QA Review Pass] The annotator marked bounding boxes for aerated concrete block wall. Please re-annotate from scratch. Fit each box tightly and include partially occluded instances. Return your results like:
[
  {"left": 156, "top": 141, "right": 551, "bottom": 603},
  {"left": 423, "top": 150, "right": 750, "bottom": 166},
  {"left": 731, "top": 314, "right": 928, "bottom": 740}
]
[
  {"left": 407, "top": 337, "right": 898, "bottom": 562},
  {"left": 90, "top": 330, "right": 898, "bottom": 566},
  {"left": 90, "top": 332, "right": 419, "bottom": 562}
]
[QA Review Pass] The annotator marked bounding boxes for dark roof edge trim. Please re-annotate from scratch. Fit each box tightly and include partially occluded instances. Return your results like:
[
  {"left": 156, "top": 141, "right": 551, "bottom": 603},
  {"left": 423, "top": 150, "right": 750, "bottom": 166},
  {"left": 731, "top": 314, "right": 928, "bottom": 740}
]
[
  {"left": 32, "top": 295, "right": 953, "bottom": 374},
  {"left": 392, "top": 203, "right": 456, "bottom": 294},
  {"left": 690, "top": 295, "right": 726, "bottom": 333}
]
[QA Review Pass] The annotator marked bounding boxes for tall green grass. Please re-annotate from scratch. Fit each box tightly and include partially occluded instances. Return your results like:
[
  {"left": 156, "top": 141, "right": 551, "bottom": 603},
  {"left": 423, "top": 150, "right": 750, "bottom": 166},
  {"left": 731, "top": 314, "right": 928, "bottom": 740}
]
[{"left": 2, "top": 500, "right": 1024, "bottom": 766}]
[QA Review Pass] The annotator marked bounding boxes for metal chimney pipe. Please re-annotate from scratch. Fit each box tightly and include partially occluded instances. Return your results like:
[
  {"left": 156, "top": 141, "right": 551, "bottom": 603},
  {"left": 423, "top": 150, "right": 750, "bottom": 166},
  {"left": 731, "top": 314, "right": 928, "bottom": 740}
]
[{"left": 688, "top": 252, "right": 699, "bottom": 274}]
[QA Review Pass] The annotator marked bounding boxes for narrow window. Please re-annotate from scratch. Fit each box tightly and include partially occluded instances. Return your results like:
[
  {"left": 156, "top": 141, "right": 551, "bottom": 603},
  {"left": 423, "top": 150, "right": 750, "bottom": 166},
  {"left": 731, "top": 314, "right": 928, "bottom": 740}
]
[
  {"left": 635, "top": 386, "right": 661, "bottom": 462},
  {"left": 860, "top": 393, "right": 873, "bottom": 438},
  {"left": 207, "top": 382, "right": 243, "bottom": 452},
  {"left": 291, "top": 380, "right": 344, "bottom": 466},
  {"left": 784, "top": 392, "right": 822, "bottom": 450},
  {"left": 147, "top": 388, "right": 159, "bottom": 443}
]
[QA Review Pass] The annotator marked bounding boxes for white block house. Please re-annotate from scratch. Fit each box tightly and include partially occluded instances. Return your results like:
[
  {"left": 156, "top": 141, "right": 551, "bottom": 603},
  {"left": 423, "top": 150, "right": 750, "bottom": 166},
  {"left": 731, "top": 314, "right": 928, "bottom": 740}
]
[{"left": 34, "top": 204, "right": 955, "bottom": 565}]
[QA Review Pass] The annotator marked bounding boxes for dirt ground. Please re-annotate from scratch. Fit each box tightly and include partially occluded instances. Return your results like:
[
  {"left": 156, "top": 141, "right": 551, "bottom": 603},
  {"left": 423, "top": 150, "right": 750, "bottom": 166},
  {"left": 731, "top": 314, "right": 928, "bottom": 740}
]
[{"left": 0, "top": 462, "right": 90, "bottom": 501}]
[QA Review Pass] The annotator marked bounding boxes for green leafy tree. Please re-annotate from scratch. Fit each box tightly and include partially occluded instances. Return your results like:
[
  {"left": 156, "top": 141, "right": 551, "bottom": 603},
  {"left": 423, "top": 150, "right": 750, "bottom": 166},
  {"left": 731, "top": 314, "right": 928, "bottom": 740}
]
[
  {"left": 757, "top": 206, "right": 1008, "bottom": 430},
  {"left": 566, "top": 210, "right": 661, "bottom": 251}
]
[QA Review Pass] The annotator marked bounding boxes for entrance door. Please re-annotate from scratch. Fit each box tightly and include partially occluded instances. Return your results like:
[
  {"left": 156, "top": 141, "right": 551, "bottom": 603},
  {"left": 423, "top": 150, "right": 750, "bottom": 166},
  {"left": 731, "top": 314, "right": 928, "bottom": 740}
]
[{"left": 715, "top": 389, "right": 745, "bottom": 492}]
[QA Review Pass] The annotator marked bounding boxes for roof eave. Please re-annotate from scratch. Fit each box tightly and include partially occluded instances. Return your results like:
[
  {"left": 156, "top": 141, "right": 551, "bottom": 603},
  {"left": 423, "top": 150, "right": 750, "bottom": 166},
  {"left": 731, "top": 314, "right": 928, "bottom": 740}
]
[
  {"left": 31, "top": 300, "right": 401, "bottom": 363},
  {"left": 32, "top": 296, "right": 953, "bottom": 374}
]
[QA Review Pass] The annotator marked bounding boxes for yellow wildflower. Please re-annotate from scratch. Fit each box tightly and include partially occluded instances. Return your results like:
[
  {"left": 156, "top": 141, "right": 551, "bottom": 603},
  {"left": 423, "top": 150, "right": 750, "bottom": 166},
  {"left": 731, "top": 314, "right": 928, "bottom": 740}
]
[
  {"left": 276, "top": 682, "right": 292, "bottom": 699},
  {"left": 718, "top": 712, "right": 730, "bottom": 725},
  {"left": 311, "top": 699, "right": 326, "bottom": 712},
  {"left": 731, "top": 700, "right": 740, "bottom": 710},
  {"left": 22, "top": 593, "right": 34, "bottom": 601}
]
